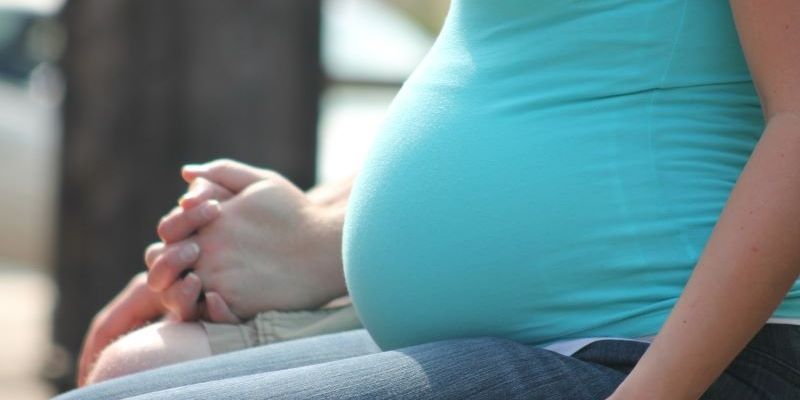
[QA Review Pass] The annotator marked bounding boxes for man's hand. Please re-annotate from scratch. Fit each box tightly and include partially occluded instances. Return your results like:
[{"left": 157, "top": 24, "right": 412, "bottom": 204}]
[
  {"left": 76, "top": 273, "right": 163, "bottom": 387},
  {"left": 146, "top": 159, "right": 348, "bottom": 319}
]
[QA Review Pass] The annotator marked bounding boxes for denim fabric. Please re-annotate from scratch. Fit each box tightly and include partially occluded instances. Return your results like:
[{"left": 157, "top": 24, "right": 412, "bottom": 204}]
[
  {"left": 58, "top": 325, "right": 800, "bottom": 399},
  {"left": 57, "top": 330, "right": 381, "bottom": 400},
  {"left": 703, "top": 324, "right": 800, "bottom": 399}
]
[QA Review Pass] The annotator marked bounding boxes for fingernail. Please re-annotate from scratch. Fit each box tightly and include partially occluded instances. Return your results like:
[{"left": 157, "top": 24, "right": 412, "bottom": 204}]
[
  {"left": 179, "top": 242, "right": 200, "bottom": 262},
  {"left": 201, "top": 200, "right": 220, "bottom": 219},
  {"left": 183, "top": 164, "right": 205, "bottom": 174},
  {"left": 179, "top": 187, "right": 200, "bottom": 205},
  {"left": 181, "top": 182, "right": 201, "bottom": 199},
  {"left": 184, "top": 273, "right": 201, "bottom": 295}
]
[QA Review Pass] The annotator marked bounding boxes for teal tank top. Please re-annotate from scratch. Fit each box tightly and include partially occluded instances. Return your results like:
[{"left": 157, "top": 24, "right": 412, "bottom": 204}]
[{"left": 343, "top": 0, "right": 800, "bottom": 350}]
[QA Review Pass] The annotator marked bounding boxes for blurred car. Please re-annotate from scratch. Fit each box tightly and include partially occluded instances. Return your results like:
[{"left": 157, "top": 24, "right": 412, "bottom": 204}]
[
  {"left": 0, "top": 0, "right": 63, "bottom": 83},
  {"left": 0, "top": 0, "right": 63, "bottom": 270},
  {"left": 0, "top": 9, "right": 42, "bottom": 82}
]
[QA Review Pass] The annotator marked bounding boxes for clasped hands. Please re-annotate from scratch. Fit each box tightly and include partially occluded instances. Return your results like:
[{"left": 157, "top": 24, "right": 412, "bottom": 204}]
[
  {"left": 76, "top": 159, "right": 347, "bottom": 386},
  {"left": 146, "top": 159, "right": 345, "bottom": 320}
]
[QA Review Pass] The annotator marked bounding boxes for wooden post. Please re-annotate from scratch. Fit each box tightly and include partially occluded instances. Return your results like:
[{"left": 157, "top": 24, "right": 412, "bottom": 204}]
[{"left": 52, "top": 0, "right": 320, "bottom": 391}]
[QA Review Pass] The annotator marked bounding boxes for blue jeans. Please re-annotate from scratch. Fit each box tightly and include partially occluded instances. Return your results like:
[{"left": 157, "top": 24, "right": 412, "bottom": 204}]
[{"left": 58, "top": 324, "right": 800, "bottom": 399}]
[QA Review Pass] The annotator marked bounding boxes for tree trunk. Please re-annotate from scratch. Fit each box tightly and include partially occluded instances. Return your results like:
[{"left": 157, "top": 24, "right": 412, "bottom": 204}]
[{"left": 52, "top": 0, "right": 320, "bottom": 391}]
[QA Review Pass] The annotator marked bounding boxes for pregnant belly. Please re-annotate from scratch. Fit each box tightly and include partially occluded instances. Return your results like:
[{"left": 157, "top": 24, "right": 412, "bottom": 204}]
[
  {"left": 342, "top": 94, "right": 687, "bottom": 349},
  {"left": 341, "top": 0, "right": 764, "bottom": 349}
]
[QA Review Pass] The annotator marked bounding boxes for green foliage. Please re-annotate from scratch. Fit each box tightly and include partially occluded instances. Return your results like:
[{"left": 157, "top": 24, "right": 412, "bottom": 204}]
[{"left": 383, "top": 0, "right": 449, "bottom": 36}]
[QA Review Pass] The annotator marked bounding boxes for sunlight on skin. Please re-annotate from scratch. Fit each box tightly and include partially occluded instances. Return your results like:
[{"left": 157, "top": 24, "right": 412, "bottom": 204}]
[{"left": 86, "top": 322, "right": 211, "bottom": 385}]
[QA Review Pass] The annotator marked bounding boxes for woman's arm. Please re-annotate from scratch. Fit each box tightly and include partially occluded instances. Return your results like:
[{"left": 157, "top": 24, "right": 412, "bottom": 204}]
[{"left": 610, "top": 2, "right": 800, "bottom": 399}]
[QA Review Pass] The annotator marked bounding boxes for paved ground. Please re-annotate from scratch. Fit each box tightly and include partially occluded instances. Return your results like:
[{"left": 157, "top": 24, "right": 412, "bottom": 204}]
[
  {"left": 0, "top": 263, "right": 57, "bottom": 399},
  {"left": 0, "top": 80, "right": 59, "bottom": 271},
  {"left": 0, "top": 76, "right": 59, "bottom": 399}
]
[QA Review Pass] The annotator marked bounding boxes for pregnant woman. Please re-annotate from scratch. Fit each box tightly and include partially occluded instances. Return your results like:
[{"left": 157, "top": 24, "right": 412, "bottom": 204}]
[{"left": 61, "top": 0, "right": 800, "bottom": 398}]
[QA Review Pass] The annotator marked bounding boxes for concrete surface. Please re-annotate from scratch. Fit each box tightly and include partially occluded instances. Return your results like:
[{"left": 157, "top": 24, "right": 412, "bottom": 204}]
[{"left": 0, "top": 263, "right": 57, "bottom": 399}]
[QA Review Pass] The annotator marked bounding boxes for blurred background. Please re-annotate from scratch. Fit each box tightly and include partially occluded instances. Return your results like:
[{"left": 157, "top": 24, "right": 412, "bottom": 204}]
[{"left": 0, "top": 0, "right": 448, "bottom": 397}]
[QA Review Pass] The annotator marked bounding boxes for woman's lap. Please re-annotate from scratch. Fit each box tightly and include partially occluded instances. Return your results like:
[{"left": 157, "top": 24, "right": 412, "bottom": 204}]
[
  {"left": 703, "top": 323, "right": 800, "bottom": 399},
  {"left": 59, "top": 325, "right": 800, "bottom": 399},
  {"left": 57, "top": 329, "right": 382, "bottom": 400},
  {"left": 71, "top": 333, "right": 630, "bottom": 400}
]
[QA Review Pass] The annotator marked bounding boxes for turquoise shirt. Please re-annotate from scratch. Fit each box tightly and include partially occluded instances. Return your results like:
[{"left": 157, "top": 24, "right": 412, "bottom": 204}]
[{"left": 343, "top": 0, "right": 800, "bottom": 350}]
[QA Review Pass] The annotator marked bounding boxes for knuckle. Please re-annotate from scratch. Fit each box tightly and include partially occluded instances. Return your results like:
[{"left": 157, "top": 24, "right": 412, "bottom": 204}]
[
  {"left": 156, "top": 219, "right": 173, "bottom": 240},
  {"left": 212, "top": 183, "right": 231, "bottom": 196},
  {"left": 261, "top": 169, "right": 282, "bottom": 183},
  {"left": 188, "top": 206, "right": 208, "bottom": 223},
  {"left": 144, "top": 244, "right": 161, "bottom": 266},
  {"left": 144, "top": 242, "right": 158, "bottom": 256},
  {"left": 149, "top": 259, "right": 174, "bottom": 289},
  {"left": 156, "top": 228, "right": 170, "bottom": 243},
  {"left": 195, "top": 178, "right": 214, "bottom": 191},
  {"left": 211, "top": 158, "right": 235, "bottom": 172},
  {"left": 146, "top": 272, "right": 161, "bottom": 291},
  {"left": 158, "top": 218, "right": 187, "bottom": 243},
  {"left": 189, "top": 176, "right": 208, "bottom": 188}
]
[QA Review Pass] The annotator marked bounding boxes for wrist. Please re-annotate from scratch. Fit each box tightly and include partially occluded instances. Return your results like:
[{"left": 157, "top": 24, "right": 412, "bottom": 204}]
[
  {"left": 303, "top": 205, "right": 348, "bottom": 302},
  {"left": 305, "top": 175, "right": 354, "bottom": 208}
]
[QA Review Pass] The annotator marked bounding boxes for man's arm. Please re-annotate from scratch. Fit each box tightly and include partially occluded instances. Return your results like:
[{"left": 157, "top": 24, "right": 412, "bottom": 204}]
[
  {"left": 77, "top": 273, "right": 165, "bottom": 386},
  {"left": 610, "top": 2, "right": 800, "bottom": 398},
  {"left": 306, "top": 174, "right": 356, "bottom": 209}
]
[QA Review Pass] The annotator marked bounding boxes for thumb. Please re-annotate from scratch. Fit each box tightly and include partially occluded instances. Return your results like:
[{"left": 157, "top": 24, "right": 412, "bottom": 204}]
[{"left": 182, "top": 159, "right": 271, "bottom": 193}]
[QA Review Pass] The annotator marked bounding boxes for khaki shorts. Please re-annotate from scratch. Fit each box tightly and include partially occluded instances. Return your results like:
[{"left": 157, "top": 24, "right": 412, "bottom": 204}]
[{"left": 199, "top": 303, "right": 362, "bottom": 355}]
